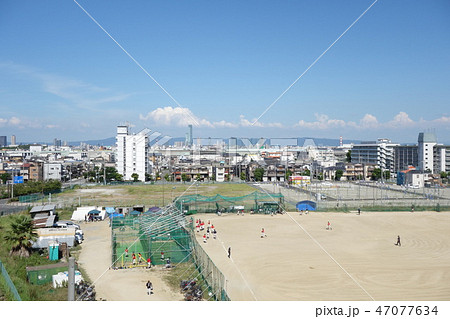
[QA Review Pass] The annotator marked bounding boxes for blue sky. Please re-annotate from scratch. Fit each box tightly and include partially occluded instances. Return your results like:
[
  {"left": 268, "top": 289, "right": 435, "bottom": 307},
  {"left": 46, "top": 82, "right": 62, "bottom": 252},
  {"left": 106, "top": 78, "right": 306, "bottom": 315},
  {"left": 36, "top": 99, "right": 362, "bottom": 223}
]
[{"left": 1, "top": 0, "right": 449, "bottom": 144}]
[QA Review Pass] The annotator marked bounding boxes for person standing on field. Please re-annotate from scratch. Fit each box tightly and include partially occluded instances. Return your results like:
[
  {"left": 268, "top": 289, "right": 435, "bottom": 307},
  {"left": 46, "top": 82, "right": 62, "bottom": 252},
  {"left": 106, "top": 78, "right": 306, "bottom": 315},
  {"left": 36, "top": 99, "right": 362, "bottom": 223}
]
[
  {"left": 146, "top": 280, "right": 153, "bottom": 295},
  {"left": 228, "top": 247, "right": 231, "bottom": 258},
  {"left": 395, "top": 235, "right": 401, "bottom": 246}
]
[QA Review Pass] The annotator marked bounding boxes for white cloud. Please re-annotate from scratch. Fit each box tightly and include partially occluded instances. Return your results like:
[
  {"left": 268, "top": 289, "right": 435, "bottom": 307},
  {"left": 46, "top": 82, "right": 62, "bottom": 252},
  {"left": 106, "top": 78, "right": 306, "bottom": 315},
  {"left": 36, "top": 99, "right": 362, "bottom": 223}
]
[
  {"left": 295, "top": 114, "right": 347, "bottom": 129},
  {"left": 386, "top": 111, "right": 415, "bottom": 128},
  {"left": 293, "top": 112, "right": 438, "bottom": 131},
  {"left": 0, "top": 117, "right": 22, "bottom": 127},
  {"left": 360, "top": 114, "right": 379, "bottom": 128},
  {"left": 430, "top": 116, "right": 450, "bottom": 125},
  {"left": 140, "top": 106, "right": 214, "bottom": 128},
  {"left": 239, "top": 115, "right": 263, "bottom": 127},
  {"left": 213, "top": 120, "right": 238, "bottom": 128},
  {"left": 9, "top": 116, "right": 21, "bottom": 126}
]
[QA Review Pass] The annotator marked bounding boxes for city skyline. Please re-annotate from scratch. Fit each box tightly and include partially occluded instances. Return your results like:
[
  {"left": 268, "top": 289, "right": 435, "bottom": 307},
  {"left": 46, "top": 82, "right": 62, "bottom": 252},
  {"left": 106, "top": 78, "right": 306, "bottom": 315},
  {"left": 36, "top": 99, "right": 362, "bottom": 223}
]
[{"left": 1, "top": 1, "right": 449, "bottom": 143}]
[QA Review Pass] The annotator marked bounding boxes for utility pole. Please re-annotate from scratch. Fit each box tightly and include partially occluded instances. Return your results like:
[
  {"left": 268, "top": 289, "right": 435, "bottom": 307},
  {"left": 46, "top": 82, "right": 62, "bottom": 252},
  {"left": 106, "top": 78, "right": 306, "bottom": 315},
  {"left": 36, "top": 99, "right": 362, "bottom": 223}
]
[{"left": 68, "top": 257, "right": 75, "bottom": 301}]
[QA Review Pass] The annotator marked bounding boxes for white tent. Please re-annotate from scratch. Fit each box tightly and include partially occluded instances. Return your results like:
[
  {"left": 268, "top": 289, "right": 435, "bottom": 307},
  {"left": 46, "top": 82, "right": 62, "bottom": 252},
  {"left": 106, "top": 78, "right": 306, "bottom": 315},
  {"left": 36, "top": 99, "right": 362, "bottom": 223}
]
[{"left": 71, "top": 206, "right": 97, "bottom": 221}]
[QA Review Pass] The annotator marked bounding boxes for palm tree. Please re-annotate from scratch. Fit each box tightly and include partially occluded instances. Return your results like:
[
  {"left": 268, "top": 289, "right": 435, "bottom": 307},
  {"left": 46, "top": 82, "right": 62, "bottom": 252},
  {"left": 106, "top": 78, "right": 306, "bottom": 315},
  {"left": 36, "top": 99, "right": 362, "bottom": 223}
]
[{"left": 3, "top": 214, "right": 38, "bottom": 257}]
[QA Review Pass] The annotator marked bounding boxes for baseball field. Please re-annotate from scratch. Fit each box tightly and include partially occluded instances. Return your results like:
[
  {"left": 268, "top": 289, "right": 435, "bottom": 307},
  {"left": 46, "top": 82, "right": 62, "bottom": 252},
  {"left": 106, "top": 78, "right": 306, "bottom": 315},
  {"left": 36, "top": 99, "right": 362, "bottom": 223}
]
[{"left": 193, "top": 211, "right": 450, "bottom": 301}]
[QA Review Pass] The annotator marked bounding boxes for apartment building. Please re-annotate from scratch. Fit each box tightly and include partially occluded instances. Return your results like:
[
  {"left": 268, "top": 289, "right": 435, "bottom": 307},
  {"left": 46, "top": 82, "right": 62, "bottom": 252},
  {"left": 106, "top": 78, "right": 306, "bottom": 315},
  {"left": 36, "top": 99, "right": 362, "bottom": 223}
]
[
  {"left": 116, "top": 125, "right": 150, "bottom": 181},
  {"left": 351, "top": 138, "right": 398, "bottom": 173}
]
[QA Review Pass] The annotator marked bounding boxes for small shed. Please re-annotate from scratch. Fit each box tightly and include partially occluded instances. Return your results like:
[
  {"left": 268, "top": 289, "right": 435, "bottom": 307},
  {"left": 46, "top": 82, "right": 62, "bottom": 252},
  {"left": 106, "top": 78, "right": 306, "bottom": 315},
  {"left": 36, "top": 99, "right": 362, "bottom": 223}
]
[
  {"left": 296, "top": 200, "right": 317, "bottom": 211},
  {"left": 30, "top": 204, "right": 56, "bottom": 218}
]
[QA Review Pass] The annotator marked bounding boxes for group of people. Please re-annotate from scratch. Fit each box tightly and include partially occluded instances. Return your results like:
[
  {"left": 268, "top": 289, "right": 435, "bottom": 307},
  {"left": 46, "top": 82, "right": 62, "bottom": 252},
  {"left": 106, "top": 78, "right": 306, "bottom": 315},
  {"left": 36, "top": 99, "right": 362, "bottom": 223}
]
[
  {"left": 124, "top": 248, "right": 152, "bottom": 268},
  {"left": 299, "top": 209, "right": 309, "bottom": 215},
  {"left": 196, "top": 219, "right": 217, "bottom": 244}
]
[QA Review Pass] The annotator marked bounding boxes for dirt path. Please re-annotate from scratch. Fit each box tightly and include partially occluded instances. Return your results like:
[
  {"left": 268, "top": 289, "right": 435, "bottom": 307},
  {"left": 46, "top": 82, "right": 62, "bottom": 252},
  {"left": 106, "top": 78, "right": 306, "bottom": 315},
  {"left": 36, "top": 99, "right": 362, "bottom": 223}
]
[
  {"left": 77, "top": 220, "right": 184, "bottom": 301},
  {"left": 194, "top": 211, "right": 450, "bottom": 301}
]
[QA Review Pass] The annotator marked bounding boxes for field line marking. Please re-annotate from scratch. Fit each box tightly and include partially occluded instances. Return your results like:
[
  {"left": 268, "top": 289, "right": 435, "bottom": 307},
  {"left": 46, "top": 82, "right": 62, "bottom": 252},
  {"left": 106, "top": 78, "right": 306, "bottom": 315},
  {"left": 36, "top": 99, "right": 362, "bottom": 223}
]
[
  {"left": 215, "top": 233, "right": 258, "bottom": 301},
  {"left": 285, "top": 212, "right": 376, "bottom": 301}
]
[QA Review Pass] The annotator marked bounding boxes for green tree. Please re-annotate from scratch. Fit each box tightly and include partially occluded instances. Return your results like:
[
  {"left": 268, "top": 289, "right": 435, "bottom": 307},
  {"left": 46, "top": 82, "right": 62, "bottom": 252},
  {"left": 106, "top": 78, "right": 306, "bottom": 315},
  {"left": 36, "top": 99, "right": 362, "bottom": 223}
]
[
  {"left": 383, "top": 170, "right": 391, "bottom": 180},
  {"left": 253, "top": 168, "right": 264, "bottom": 182},
  {"left": 240, "top": 171, "right": 247, "bottom": 181},
  {"left": 335, "top": 169, "right": 343, "bottom": 181},
  {"left": 285, "top": 169, "right": 293, "bottom": 181},
  {"left": 104, "top": 167, "right": 123, "bottom": 182},
  {"left": 302, "top": 169, "right": 310, "bottom": 176},
  {"left": 371, "top": 168, "right": 382, "bottom": 181},
  {"left": 0, "top": 172, "right": 11, "bottom": 184},
  {"left": 346, "top": 150, "right": 352, "bottom": 163},
  {"left": 131, "top": 173, "right": 140, "bottom": 182},
  {"left": 181, "top": 173, "right": 189, "bottom": 182},
  {"left": 3, "top": 214, "right": 38, "bottom": 257},
  {"left": 164, "top": 173, "right": 171, "bottom": 182}
]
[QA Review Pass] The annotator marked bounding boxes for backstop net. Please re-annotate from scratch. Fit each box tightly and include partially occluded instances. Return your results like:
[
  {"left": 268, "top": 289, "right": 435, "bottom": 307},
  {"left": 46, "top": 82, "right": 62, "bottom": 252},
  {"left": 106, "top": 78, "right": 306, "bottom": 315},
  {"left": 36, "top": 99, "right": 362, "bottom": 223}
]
[
  {"left": 174, "top": 190, "right": 285, "bottom": 215},
  {"left": 111, "top": 205, "right": 191, "bottom": 268}
]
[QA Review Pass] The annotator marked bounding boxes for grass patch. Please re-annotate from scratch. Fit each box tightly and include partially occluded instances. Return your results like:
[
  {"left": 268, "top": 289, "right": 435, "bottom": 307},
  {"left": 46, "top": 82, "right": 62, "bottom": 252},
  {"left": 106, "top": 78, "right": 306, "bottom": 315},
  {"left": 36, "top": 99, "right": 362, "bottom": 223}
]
[{"left": 0, "top": 213, "right": 72, "bottom": 300}]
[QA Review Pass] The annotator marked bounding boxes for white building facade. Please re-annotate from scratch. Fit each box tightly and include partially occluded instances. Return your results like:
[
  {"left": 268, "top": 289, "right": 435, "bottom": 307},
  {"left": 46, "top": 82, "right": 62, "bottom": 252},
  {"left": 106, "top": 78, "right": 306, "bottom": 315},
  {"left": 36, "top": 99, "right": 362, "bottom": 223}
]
[
  {"left": 43, "top": 163, "right": 63, "bottom": 181},
  {"left": 418, "top": 132, "right": 437, "bottom": 173},
  {"left": 116, "top": 125, "right": 150, "bottom": 181}
]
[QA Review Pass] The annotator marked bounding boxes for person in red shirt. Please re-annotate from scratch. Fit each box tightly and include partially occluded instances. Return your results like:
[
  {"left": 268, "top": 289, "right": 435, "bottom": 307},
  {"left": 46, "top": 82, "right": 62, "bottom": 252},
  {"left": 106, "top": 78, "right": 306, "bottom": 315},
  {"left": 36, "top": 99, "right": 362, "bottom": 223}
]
[
  {"left": 261, "top": 228, "right": 266, "bottom": 238},
  {"left": 132, "top": 253, "right": 136, "bottom": 266},
  {"left": 147, "top": 257, "right": 152, "bottom": 268},
  {"left": 125, "top": 247, "right": 128, "bottom": 257}
]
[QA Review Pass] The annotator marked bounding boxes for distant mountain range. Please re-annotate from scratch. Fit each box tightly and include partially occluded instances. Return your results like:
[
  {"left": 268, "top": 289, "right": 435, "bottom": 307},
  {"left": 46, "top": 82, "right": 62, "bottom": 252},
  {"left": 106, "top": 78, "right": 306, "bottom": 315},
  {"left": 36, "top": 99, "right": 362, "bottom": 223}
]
[{"left": 65, "top": 136, "right": 362, "bottom": 147}]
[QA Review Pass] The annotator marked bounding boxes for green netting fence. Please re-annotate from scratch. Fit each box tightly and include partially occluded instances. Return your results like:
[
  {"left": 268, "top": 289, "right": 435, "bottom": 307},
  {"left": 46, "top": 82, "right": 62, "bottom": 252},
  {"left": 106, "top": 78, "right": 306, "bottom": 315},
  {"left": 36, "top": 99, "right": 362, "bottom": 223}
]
[
  {"left": 0, "top": 259, "right": 21, "bottom": 301},
  {"left": 110, "top": 206, "right": 230, "bottom": 300},
  {"left": 19, "top": 193, "right": 45, "bottom": 203},
  {"left": 26, "top": 262, "right": 73, "bottom": 285},
  {"left": 174, "top": 191, "right": 285, "bottom": 215},
  {"left": 111, "top": 209, "right": 191, "bottom": 268}
]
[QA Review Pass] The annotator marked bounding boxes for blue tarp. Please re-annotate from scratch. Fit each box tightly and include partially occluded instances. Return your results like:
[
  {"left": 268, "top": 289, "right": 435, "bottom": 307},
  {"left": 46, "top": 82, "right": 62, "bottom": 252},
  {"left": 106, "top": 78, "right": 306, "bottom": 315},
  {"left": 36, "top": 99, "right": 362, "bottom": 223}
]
[
  {"left": 296, "top": 200, "right": 317, "bottom": 211},
  {"left": 129, "top": 210, "right": 141, "bottom": 216},
  {"left": 109, "top": 213, "right": 124, "bottom": 218},
  {"left": 105, "top": 207, "right": 116, "bottom": 214}
]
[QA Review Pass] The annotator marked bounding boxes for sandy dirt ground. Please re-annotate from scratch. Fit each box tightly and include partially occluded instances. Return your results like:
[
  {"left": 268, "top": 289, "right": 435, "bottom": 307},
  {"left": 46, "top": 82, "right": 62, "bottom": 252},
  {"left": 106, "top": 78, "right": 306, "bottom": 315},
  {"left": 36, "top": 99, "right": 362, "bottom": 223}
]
[
  {"left": 193, "top": 211, "right": 450, "bottom": 301},
  {"left": 77, "top": 220, "right": 184, "bottom": 301}
]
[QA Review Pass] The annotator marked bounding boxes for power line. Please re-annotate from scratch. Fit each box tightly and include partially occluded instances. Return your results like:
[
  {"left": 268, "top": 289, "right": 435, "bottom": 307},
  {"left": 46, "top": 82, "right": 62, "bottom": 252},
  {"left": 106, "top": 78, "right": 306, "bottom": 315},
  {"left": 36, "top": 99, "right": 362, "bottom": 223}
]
[
  {"left": 72, "top": 0, "right": 199, "bottom": 126},
  {"left": 252, "top": 0, "right": 379, "bottom": 126}
]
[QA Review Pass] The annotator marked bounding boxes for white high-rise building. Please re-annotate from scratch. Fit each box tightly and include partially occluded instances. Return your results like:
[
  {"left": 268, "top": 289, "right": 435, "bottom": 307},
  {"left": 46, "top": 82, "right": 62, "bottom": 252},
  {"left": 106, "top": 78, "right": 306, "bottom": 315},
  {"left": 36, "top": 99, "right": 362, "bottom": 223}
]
[
  {"left": 116, "top": 125, "right": 150, "bottom": 181},
  {"left": 418, "top": 132, "right": 437, "bottom": 173}
]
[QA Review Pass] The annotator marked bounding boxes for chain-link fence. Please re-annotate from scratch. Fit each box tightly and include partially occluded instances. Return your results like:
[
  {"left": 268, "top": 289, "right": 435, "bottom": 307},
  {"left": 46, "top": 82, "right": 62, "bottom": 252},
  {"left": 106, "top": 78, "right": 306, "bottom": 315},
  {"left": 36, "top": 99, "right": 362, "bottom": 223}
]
[
  {"left": 259, "top": 182, "right": 450, "bottom": 212},
  {"left": 187, "top": 222, "right": 230, "bottom": 301}
]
